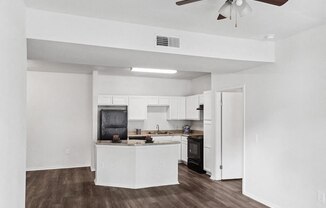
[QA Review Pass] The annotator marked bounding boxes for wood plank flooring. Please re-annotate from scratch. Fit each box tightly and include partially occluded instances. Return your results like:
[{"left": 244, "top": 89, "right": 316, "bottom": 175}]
[{"left": 26, "top": 164, "right": 268, "bottom": 208}]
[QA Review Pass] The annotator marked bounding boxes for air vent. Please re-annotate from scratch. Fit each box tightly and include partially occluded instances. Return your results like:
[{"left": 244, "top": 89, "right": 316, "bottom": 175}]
[{"left": 156, "top": 36, "right": 180, "bottom": 48}]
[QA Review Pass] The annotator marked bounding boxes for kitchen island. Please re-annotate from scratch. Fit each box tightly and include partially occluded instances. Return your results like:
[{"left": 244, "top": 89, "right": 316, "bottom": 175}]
[{"left": 95, "top": 140, "right": 180, "bottom": 189}]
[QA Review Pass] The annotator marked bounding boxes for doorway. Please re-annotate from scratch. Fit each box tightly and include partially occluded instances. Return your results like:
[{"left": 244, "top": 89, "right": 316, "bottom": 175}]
[{"left": 217, "top": 88, "right": 244, "bottom": 181}]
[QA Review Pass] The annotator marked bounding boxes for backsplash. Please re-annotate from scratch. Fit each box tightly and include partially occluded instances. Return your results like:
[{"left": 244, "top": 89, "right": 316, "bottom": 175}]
[{"left": 128, "top": 106, "right": 203, "bottom": 131}]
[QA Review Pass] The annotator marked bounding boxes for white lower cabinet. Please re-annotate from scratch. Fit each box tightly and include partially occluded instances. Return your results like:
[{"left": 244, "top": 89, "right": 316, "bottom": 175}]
[
  {"left": 181, "top": 136, "right": 188, "bottom": 162},
  {"left": 204, "top": 147, "right": 212, "bottom": 173},
  {"left": 173, "top": 136, "right": 182, "bottom": 161}
]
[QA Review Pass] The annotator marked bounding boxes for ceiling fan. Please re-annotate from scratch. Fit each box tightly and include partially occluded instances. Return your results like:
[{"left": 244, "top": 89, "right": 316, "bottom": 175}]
[{"left": 176, "top": 0, "right": 288, "bottom": 27}]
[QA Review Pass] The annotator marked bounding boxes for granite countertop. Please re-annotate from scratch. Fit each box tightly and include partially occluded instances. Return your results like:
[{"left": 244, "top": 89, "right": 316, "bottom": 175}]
[
  {"left": 96, "top": 140, "right": 180, "bottom": 146},
  {"left": 128, "top": 130, "right": 203, "bottom": 138}
]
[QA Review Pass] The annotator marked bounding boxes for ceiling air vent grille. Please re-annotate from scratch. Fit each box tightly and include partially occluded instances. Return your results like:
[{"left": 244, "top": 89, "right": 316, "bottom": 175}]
[{"left": 156, "top": 36, "right": 180, "bottom": 48}]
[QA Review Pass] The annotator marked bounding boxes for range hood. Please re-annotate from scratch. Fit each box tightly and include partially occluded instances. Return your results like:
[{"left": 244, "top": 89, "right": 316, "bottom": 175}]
[{"left": 196, "top": 104, "right": 204, "bottom": 111}]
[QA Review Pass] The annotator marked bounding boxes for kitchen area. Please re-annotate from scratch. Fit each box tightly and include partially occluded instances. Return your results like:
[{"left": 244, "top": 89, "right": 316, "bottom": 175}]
[{"left": 92, "top": 72, "right": 214, "bottom": 189}]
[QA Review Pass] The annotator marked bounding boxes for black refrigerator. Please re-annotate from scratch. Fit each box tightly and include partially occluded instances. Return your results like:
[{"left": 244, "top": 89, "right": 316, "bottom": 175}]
[{"left": 99, "top": 109, "right": 128, "bottom": 140}]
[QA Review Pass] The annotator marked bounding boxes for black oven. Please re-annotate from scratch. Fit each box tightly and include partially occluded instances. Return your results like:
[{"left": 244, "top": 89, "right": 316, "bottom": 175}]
[{"left": 187, "top": 136, "right": 206, "bottom": 174}]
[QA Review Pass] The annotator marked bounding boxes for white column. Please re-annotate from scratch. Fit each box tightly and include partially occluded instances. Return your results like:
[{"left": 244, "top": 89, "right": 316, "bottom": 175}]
[
  {"left": 91, "top": 70, "right": 99, "bottom": 171},
  {"left": 0, "top": 0, "right": 27, "bottom": 207}
]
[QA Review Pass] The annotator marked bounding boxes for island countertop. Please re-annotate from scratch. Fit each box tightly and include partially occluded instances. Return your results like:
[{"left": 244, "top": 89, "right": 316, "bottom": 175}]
[
  {"left": 128, "top": 130, "right": 203, "bottom": 138},
  {"left": 95, "top": 138, "right": 180, "bottom": 189},
  {"left": 96, "top": 140, "right": 180, "bottom": 146}
]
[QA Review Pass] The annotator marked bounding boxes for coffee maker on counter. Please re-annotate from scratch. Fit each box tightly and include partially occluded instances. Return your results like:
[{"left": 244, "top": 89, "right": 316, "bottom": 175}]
[{"left": 183, "top": 125, "right": 191, "bottom": 134}]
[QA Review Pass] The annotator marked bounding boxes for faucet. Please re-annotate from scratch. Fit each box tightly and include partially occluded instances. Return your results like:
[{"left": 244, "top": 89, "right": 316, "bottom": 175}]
[{"left": 156, "top": 124, "right": 160, "bottom": 134}]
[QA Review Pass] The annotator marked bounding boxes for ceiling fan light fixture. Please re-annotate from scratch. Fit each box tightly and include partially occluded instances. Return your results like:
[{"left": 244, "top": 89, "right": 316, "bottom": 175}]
[
  {"left": 218, "top": 1, "right": 232, "bottom": 18},
  {"left": 237, "top": 0, "right": 252, "bottom": 17},
  {"left": 236, "top": 0, "right": 243, "bottom": 6}
]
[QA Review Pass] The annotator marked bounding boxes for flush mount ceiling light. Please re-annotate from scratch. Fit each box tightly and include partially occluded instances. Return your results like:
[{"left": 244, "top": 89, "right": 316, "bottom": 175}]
[
  {"left": 176, "top": 0, "right": 288, "bottom": 27},
  {"left": 265, "top": 34, "right": 276, "bottom": 40},
  {"left": 131, "top": 67, "right": 178, "bottom": 74}
]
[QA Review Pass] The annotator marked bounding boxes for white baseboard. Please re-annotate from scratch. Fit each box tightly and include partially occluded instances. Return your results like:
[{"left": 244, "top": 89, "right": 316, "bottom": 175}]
[
  {"left": 26, "top": 165, "right": 91, "bottom": 172},
  {"left": 243, "top": 191, "right": 281, "bottom": 208}
]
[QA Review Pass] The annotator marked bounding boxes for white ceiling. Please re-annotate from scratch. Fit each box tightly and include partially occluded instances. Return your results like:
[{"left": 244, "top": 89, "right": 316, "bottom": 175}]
[
  {"left": 27, "top": 39, "right": 266, "bottom": 78},
  {"left": 25, "top": 0, "right": 326, "bottom": 40}
]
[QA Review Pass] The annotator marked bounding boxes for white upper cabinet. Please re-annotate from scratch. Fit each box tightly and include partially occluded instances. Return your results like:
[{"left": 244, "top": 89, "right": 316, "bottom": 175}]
[
  {"left": 98, "top": 95, "right": 128, "bottom": 106},
  {"left": 186, "top": 95, "right": 200, "bottom": 120},
  {"left": 199, "top": 94, "right": 204, "bottom": 105},
  {"left": 158, "top": 97, "right": 170, "bottom": 106},
  {"left": 112, "top": 96, "right": 128, "bottom": 106},
  {"left": 98, "top": 95, "right": 113, "bottom": 106},
  {"left": 204, "top": 91, "right": 212, "bottom": 121},
  {"left": 177, "top": 97, "right": 186, "bottom": 120},
  {"left": 167, "top": 97, "right": 186, "bottom": 120},
  {"left": 167, "top": 97, "right": 178, "bottom": 120},
  {"left": 128, "top": 96, "right": 148, "bottom": 120},
  {"left": 147, "top": 96, "right": 170, "bottom": 106},
  {"left": 147, "top": 96, "right": 159, "bottom": 105}
]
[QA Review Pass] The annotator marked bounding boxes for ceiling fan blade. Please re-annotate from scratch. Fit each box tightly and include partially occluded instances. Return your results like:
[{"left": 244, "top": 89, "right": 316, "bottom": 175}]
[
  {"left": 253, "top": 0, "right": 288, "bottom": 6},
  {"left": 176, "top": 0, "right": 203, "bottom": 6},
  {"left": 217, "top": 14, "right": 226, "bottom": 20}
]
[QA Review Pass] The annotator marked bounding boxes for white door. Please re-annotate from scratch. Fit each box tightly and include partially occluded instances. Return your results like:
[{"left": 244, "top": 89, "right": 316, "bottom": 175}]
[{"left": 221, "top": 92, "right": 244, "bottom": 180}]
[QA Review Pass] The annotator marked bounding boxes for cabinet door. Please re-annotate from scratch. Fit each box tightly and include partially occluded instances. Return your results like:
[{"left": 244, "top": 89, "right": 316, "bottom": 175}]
[
  {"left": 199, "top": 94, "right": 204, "bottom": 105},
  {"left": 204, "top": 121, "right": 212, "bottom": 148},
  {"left": 159, "top": 97, "right": 170, "bottom": 106},
  {"left": 167, "top": 97, "right": 178, "bottom": 120},
  {"left": 98, "top": 95, "right": 112, "bottom": 106},
  {"left": 204, "top": 91, "right": 212, "bottom": 120},
  {"left": 204, "top": 147, "right": 212, "bottom": 172},
  {"left": 186, "top": 95, "right": 200, "bottom": 120},
  {"left": 177, "top": 97, "right": 186, "bottom": 120},
  {"left": 112, "top": 96, "right": 128, "bottom": 106},
  {"left": 147, "top": 96, "right": 159, "bottom": 106},
  {"left": 128, "top": 96, "right": 147, "bottom": 120},
  {"left": 181, "top": 142, "right": 188, "bottom": 162},
  {"left": 173, "top": 136, "right": 182, "bottom": 161}
]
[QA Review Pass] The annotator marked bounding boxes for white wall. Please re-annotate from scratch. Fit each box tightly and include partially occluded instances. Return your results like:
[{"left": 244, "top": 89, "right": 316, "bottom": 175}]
[
  {"left": 0, "top": 0, "right": 26, "bottom": 207},
  {"left": 191, "top": 75, "right": 211, "bottom": 94},
  {"left": 98, "top": 74, "right": 192, "bottom": 96},
  {"left": 27, "top": 71, "right": 92, "bottom": 170},
  {"left": 26, "top": 9, "right": 275, "bottom": 63},
  {"left": 212, "top": 24, "right": 326, "bottom": 208}
]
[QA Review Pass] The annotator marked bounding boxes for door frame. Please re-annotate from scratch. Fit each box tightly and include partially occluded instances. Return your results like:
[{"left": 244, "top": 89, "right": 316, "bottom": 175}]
[{"left": 215, "top": 85, "right": 246, "bottom": 191}]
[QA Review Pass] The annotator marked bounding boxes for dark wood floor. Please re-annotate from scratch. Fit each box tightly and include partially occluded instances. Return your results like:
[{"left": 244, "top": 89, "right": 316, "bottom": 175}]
[{"left": 26, "top": 164, "right": 268, "bottom": 208}]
